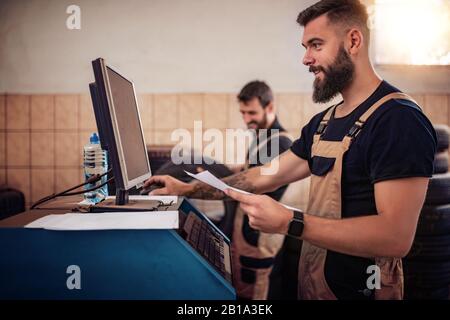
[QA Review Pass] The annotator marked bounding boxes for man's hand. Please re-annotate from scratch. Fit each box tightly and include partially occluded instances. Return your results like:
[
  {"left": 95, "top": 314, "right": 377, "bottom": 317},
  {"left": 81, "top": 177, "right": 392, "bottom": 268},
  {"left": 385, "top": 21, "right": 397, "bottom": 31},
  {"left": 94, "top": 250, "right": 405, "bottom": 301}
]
[
  {"left": 142, "top": 175, "right": 191, "bottom": 196},
  {"left": 224, "top": 188, "right": 293, "bottom": 234}
]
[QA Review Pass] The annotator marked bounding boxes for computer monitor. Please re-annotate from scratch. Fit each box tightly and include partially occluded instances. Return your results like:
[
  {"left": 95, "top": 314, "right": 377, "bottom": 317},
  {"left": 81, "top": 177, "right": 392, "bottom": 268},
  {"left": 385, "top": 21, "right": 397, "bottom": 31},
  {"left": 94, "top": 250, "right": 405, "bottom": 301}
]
[{"left": 90, "top": 58, "right": 151, "bottom": 205}]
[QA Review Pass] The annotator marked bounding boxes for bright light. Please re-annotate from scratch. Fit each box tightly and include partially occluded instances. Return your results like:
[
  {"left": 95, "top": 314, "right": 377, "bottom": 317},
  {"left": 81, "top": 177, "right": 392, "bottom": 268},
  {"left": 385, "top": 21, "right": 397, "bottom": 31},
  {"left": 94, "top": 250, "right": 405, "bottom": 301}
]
[{"left": 372, "top": 0, "right": 450, "bottom": 65}]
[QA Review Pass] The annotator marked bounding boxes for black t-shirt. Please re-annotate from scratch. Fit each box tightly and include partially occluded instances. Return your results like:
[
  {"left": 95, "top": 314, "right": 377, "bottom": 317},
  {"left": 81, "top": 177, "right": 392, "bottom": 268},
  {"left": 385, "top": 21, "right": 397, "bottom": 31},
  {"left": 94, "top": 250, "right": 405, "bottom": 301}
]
[
  {"left": 247, "top": 117, "right": 293, "bottom": 201},
  {"left": 290, "top": 81, "right": 437, "bottom": 299}
]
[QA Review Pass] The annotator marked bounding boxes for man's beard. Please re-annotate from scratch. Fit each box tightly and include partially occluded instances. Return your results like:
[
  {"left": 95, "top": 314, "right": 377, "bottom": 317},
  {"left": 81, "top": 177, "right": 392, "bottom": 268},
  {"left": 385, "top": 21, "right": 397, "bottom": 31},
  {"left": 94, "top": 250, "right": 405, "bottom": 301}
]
[
  {"left": 247, "top": 113, "right": 268, "bottom": 131},
  {"left": 311, "top": 45, "right": 355, "bottom": 103}
]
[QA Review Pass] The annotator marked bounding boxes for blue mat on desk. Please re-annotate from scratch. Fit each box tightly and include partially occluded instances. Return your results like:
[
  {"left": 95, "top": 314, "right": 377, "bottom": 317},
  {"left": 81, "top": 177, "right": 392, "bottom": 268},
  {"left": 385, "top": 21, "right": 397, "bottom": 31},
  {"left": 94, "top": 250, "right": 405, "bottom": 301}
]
[{"left": 0, "top": 228, "right": 235, "bottom": 300}]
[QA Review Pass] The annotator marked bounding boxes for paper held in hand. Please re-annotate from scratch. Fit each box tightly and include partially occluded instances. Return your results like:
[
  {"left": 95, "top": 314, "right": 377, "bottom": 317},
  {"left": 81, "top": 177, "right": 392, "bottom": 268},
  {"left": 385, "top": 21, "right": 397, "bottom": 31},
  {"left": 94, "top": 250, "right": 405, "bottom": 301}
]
[{"left": 184, "top": 170, "right": 302, "bottom": 212}]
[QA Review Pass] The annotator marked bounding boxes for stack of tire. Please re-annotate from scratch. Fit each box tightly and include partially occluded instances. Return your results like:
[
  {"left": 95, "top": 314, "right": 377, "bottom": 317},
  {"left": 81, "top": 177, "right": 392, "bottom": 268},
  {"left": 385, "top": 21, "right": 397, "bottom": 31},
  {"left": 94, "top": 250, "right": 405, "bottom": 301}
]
[
  {"left": 403, "top": 124, "right": 450, "bottom": 300},
  {"left": 0, "top": 185, "right": 25, "bottom": 220}
]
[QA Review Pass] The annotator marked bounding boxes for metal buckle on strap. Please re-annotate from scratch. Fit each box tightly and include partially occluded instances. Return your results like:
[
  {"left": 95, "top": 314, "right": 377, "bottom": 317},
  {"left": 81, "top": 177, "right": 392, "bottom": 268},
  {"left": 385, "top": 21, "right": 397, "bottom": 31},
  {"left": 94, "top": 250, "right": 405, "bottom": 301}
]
[
  {"left": 347, "top": 121, "right": 364, "bottom": 138},
  {"left": 316, "top": 122, "right": 328, "bottom": 135}
]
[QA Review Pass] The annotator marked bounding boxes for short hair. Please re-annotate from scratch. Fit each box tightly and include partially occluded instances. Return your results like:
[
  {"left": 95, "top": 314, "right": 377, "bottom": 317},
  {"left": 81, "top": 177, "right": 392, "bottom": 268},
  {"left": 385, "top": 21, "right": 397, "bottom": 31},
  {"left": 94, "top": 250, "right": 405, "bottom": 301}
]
[
  {"left": 297, "top": 0, "right": 370, "bottom": 40},
  {"left": 237, "top": 80, "right": 273, "bottom": 108}
]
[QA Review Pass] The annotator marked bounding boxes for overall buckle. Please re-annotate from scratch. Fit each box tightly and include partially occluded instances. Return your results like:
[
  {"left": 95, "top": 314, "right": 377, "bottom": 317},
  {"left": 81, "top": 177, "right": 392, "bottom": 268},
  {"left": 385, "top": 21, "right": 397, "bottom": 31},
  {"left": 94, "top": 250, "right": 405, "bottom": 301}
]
[
  {"left": 316, "top": 122, "right": 328, "bottom": 135},
  {"left": 347, "top": 121, "right": 364, "bottom": 138}
]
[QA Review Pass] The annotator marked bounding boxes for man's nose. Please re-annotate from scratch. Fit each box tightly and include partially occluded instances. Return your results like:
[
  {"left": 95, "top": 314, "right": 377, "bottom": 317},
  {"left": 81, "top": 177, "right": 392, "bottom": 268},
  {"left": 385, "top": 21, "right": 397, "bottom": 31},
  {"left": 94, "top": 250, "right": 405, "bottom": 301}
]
[
  {"left": 303, "top": 50, "right": 315, "bottom": 66},
  {"left": 242, "top": 114, "right": 252, "bottom": 123}
]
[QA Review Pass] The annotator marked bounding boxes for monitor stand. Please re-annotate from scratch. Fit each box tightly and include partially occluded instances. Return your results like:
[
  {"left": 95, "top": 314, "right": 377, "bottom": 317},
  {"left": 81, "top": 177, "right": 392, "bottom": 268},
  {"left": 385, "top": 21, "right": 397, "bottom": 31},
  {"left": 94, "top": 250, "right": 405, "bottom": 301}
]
[
  {"left": 116, "top": 188, "right": 129, "bottom": 205},
  {"left": 90, "top": 189, "right": 166, "bottom": 212}
]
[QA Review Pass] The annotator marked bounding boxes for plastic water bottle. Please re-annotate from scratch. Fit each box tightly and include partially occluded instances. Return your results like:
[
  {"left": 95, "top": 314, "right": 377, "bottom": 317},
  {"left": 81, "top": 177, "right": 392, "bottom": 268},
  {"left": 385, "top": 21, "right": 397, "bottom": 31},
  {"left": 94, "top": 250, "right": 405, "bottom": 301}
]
[{"left": 83, "top": 133, "right": 108, "bottom": 204}]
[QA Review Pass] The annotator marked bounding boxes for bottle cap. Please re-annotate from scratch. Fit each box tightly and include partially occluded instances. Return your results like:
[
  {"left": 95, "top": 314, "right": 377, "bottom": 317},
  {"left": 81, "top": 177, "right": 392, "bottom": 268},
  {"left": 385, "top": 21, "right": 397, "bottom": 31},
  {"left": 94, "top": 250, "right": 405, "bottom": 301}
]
[{"left": 90, "top": 132, "right": 100, "bottom": 144}]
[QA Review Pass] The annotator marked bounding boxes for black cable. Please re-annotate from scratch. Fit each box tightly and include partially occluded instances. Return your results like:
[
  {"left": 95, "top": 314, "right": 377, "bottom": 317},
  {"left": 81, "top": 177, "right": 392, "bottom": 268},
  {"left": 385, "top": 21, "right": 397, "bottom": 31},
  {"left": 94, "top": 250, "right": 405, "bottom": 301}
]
[
  {"left": 30, "top": 169, "right": 113, "bottom": 209},
  {"left": 63, "top": 177, "right": 114, "bottom": 196},
  {"left": 32, "top": 173, "right": 103, "bottom": 207}
]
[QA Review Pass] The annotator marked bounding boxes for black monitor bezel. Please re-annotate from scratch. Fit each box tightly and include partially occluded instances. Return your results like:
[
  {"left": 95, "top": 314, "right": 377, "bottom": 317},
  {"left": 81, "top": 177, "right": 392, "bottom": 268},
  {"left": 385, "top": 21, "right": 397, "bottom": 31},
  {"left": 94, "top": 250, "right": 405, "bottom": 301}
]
[{"left": 91, "top": 58, "right": 151, "bottom": 194}]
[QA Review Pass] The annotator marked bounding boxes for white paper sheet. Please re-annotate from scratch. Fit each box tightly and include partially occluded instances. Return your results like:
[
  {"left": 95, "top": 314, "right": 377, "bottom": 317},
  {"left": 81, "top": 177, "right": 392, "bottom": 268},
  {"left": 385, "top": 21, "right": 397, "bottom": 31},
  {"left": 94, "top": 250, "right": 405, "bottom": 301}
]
[
  {"left": 184, "top": 170, "right": 250, "bottom": 194},
  {"left": 25, "top": 211, "right": 179, "bottom": 230},
  {"left": 185, "top": 170, "right": 301, "bottom": 212}
]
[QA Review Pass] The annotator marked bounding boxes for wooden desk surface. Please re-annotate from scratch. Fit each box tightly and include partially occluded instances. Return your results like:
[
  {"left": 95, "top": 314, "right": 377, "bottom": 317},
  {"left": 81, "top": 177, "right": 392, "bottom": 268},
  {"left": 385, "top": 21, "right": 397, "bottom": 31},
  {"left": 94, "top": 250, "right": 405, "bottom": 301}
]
[
  {"left": 0, "top": 195, "right": 181, "bottom": 227},
  {"left": 0, "top": 195, "right": 83, "bottom": 227},
  {"left": 0, "top": 209, "right": 65, "bottom": 227}
]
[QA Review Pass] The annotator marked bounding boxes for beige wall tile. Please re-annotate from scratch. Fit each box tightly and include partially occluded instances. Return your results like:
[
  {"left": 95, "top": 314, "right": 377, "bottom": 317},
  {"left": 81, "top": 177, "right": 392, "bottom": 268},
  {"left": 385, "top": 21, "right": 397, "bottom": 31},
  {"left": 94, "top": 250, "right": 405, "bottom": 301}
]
[
  {"left": 55, "top": 95, "right": 78, "bottom": 130},
  {"left": 7, "top": 132, "right": 30, "bottom": 166},
  {"left": 31, "top": 95, "right": 54, "bottom": 130},
  {"left": 31, "top": 132, "right": 54, "bottom": 167},
  {"left": 55, "top": 168, "right": 81, "bottom": 191},
  {"left": 137, "top": 94, "right": 154, "bottom": 131},
  {"left": 144, "top": 130, "right": 154, "bottom": 145},
  {"left": 55, "top": 132, "right": 80, "bottom": 166},
  {"left": 6, "top": 95, "right": 30, "bottom": 130},
  {"left": 154, "top": 130, "right": 178, "bottom": 145},
  {"left": 179, "top": 94, "right": 203, "bottom": 129},
  {"left": 0, "top": 132, "right": 4, "bottom": 166},
  {"left": 288, "top": 129, "right": 301, "bottom": 141},
  {"left": 154, "top": 94, "right": 178, "bottom": 130},
  {"left": 277, "top": 94, "right": 303, "bottom": 130},
  {"left": 7, "top": 168, "right": 31, "bottom": 203},
  {"left": 424, "top": 95, "right": 448, "bottom": 125},
  {"left": 301, "top": 94, "right": 328, "bottom": 125},
  {"left": 31, "top": 169, "right": 54, "bottom": 202},
  {"left": 409, "top": 94, "right": 425, "bottom": 107},
  {"left": 204, "top": 94, "right": 228, "bottom": 129},
  {"left": 79, "top": 168, "right": 84, "bottom": 186},
  {"left": 227, "top": 94, "right": 245, "bottom": 129},
  {"left": 79, "top": 94, "right": 97, "bottom": 131},
  {"left": 0, "top": 95, "right": 5, "bottom": 129}
]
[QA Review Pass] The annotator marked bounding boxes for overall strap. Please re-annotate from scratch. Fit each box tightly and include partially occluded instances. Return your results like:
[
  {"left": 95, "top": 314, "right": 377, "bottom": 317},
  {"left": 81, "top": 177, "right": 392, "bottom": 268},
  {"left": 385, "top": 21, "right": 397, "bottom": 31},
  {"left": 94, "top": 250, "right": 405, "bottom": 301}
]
[
  {"left": 315, "top": 102, "right": 342, "bottom": 136},
  {"left": 347, "top": 92, "right": 418, "bottom": 139}
]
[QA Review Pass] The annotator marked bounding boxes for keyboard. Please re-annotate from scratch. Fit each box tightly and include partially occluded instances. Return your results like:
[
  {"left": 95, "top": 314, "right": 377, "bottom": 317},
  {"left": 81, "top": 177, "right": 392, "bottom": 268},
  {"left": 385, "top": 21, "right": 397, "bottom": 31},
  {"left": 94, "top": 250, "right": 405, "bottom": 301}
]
[{"left": 183, "top": 213, "right": 232, "bottom": 282}]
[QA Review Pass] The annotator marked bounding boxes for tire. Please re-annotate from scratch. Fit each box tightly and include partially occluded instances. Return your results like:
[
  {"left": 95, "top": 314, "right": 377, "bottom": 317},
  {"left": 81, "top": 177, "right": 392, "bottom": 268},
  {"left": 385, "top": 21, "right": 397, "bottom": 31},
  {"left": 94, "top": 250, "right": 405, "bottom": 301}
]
[
  {"left": 404, "top": 283, "right": 449, "bottom": 300},
  {"left": 416, "top": 204, "right": 450, "bottom": 236},
  {"left": 434, "top": 151, "right": 449, "bottom": 174},
  {"left": 403, "top": 259, "right": 450, "bottom": 289},
  {"left": 424, "top": 173, "right": 450, "bottom": 205},
  {"left": 406, "top": 234, "right": 450, "bottom": 262},
  {"left": 0, "top": 188, "right": 25, "bottom": 220},
  {"left": 434, "top": 124, "right": 450, "bottom": 152}
]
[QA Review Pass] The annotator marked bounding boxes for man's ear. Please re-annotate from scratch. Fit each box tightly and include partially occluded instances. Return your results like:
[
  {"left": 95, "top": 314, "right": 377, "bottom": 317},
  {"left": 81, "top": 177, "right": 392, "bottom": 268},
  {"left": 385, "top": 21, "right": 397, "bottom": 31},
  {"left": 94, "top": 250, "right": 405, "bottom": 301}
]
[
  {"left": 266, "top": 102, "right": 275, "bottom": 114},
  {"left": 347, "top": 28, "right": 363, "bottom": 54}
]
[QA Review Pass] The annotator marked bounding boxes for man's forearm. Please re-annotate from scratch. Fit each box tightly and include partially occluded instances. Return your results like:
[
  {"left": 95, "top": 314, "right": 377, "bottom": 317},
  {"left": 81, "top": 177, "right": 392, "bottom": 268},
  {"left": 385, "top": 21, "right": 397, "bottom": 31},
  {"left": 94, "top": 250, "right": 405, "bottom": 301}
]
[
  {"left": 184, "top": 170, "right": 257, "bottom": 200},
  {"left": 300, "top": 213, "right": 412, "bottom": 258},
  {"left": 294, "top": 178, "right": 426, "bottom": 259}
]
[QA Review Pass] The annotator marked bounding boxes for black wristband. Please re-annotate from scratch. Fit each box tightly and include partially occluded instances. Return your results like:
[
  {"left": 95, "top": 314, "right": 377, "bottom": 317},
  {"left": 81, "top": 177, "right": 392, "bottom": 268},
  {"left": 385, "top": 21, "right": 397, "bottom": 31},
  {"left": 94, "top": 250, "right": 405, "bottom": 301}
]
[{"left": 287, "top": 210, "right": 304, "bottom": 238}]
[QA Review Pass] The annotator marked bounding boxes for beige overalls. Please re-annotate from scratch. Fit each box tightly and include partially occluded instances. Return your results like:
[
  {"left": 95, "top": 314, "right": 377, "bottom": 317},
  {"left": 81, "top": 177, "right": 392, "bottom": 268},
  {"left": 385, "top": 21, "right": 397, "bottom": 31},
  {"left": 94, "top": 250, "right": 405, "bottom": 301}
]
[
  {"left": 232, "top": 131, "right": 291, "bottom": 300},
  {"left": 299, "top": 92, "right": 418, "bottom": 300}
]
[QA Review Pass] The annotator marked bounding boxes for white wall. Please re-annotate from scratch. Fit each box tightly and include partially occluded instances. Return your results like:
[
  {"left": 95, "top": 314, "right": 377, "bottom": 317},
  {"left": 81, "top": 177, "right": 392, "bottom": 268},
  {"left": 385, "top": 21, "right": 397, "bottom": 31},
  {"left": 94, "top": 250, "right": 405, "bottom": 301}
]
[{"left": 1, "top": 0, "right": 449, "bottom": 94}]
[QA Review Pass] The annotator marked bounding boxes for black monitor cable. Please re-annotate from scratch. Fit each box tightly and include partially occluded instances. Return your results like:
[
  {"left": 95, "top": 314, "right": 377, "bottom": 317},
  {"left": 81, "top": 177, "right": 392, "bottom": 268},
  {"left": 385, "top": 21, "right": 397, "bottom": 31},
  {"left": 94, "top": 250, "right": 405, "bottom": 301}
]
[{"left": 30, "top": 169, "right": 113, "bottom": 210}]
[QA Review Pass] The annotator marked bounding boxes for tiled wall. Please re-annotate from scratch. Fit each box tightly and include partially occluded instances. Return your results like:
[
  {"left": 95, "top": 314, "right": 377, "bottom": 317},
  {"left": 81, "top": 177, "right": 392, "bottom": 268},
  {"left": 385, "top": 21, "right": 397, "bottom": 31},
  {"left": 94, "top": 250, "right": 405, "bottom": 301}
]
[{"left": 0, "top": 93, "right": 449, "bottom": 209}]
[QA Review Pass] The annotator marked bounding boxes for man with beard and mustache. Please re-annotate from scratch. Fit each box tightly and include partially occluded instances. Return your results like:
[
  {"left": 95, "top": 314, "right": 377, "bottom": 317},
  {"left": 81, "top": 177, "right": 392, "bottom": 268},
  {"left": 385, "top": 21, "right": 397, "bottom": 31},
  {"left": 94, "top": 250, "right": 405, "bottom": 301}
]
[
  {"left": 232, "top": 81, "right": 297, "bottom": 300},
  {"left": 144, "top": 0, "right": 437, "bottom": 299}
]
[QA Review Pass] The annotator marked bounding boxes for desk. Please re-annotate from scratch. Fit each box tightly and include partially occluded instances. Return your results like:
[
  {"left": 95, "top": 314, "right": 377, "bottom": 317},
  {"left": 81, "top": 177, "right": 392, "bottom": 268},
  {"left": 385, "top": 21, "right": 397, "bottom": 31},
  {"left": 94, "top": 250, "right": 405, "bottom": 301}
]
[{"left": 0, "top": 198, "right": 235, "bottom": 300}]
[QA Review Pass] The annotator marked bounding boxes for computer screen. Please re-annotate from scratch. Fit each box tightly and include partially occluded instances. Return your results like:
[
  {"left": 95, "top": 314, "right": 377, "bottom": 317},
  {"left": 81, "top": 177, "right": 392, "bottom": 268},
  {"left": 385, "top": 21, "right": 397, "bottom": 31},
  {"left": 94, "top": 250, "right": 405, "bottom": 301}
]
[
  {"left": 105, "top": 66, "right": 150, "bottom": 184},
  {"left": 91, "top": 58, "right": 151, "bottom": 204}
]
